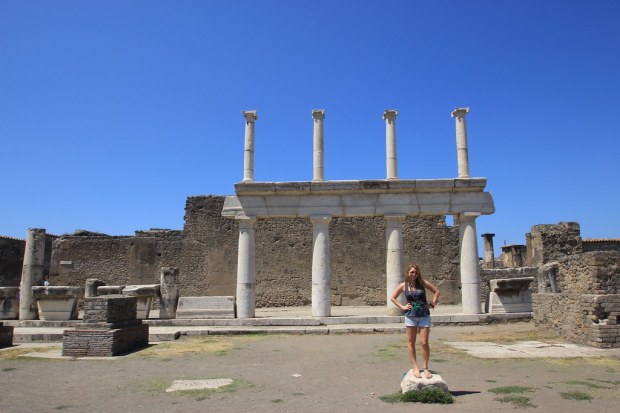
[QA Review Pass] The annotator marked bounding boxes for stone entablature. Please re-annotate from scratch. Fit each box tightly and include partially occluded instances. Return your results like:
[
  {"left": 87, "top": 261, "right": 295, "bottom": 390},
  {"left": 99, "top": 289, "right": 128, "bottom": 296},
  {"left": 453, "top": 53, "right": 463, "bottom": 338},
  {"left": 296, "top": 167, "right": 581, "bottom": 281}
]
[{"left": 223, "top": 179, "right": 494, "bottom": 219}]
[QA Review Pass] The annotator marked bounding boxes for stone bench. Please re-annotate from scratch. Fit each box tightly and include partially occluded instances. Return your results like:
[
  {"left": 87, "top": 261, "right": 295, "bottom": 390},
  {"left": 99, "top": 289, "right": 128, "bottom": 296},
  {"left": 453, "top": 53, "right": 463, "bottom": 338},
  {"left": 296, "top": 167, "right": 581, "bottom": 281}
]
[
  {"left": 0, "top": 287, "right": 20, "bottom": 320},
  {"left": 176, "top": 296, "right": 235, "bottom": 319},
  {"left": 32, "top": 286, "right": 84, "bottom": 321},
  {"left": 96, "top": 284, "right": 160, "bottom": 319},
  {"left": 485, "top": 277, "right": 534, "bottom": 313}
]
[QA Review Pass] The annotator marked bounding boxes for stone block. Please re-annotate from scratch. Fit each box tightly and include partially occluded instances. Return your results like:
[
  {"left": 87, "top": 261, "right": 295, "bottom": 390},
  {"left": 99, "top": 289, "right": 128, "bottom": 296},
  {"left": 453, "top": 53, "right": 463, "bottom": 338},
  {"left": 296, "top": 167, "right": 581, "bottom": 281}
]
[
  {"left": 122, "top": 284, "right": 160, "bottom": 319},
  {"left": 32, "top": 286, "right": 84, "bottom": 321},
  {"left": 62, "top": 323, "right": 148, "bottom": 357},
  {"left": 486, "top": 277, "right": 534, "bottom": 313},
  {"left": 82, "top": 296, "right": 137, "bottom": 324},
  {"left": 0, "top": 322, "right": 14, "bottom": 348},
  {"left": 97, "top": 286, "right": 125, "bottom": 295},
  {"left": 401, "top": 370, "right": 449, "bottom": 393},
  {"left": 176, "top": 296, "right": 235, "bottom": 319},
  {"left": 0, "top": 287, "right": 20, "bottom": 319}
]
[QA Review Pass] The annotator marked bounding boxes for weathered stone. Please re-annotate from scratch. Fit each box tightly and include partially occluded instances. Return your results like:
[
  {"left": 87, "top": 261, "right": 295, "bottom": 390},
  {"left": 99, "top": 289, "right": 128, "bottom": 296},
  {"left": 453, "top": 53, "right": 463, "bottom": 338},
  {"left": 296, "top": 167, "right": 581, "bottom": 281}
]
[
  {"left": 85, "top": 278, "right": 106, "bottom": 298},
  {"left": 19, "top": 228, "right": 46, "bottom": 320},
  {"left": 486, "top": 277, "right": 534, "bottom": 313},
  {"left": 176, "top": 296, "right": 235, "bottom": 319},
  {"left": 32, "top": 286, "right": 83, "bottom": 321},
  {"left": 0, "top": 287, "right": 20, "bottom": 319},
  {"left": 400, "top": 370, "right": 449, "bottom": 393},
  {"left": 0, "top": 322, "right": 14, "bottom": 348},
  {"left": 159, "top": 267, "right": 179, "bottom": 319}
]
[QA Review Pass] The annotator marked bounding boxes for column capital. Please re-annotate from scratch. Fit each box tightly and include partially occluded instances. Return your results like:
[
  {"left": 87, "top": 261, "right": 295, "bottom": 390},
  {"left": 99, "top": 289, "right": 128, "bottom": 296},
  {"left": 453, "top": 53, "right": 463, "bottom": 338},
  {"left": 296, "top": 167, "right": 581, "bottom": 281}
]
[
  {"left": 383, "top": 109, "right": 398, "bottom": 121},
  {"left": 451, "top": 107, "right": 470, "bottom": 118},
  {"left": 310, "top": 214, "right": 332, "bottom": 225},
  {"left": 242, "top": 110, "right": 258, "bottom": 123},
  {"left": 236, "top": 215, "right": 257, "bottom": 228},
  {"left": 384, "top": 214, "right": 405, "bottom": 221},
  {"left": 312, "top": 109, "right": 325, "bottom": 120}
]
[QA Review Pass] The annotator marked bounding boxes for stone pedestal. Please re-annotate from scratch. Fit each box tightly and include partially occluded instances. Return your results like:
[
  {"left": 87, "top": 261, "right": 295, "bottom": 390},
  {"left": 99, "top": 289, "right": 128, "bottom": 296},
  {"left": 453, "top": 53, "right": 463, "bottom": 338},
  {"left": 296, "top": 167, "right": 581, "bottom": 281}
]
[
  {"left": 32, "top": 286, "right": 84, "bottom": 321},
  {"left": 0, "top": 322, "right": 14, "bottom": 348},
  {"left": 62, "top": 295, "right": 148, "bottom": 357},
  {"left": 122, "top": 284, "right": 160, "bottom": 319},
  {"left": 176, "top": 296, "right": 235, "bottom": 319},
  {"left": 0, "top": 287, "right": 20, "bottom": 319},
  {"left": 401, "top": 369, "right": 449, "bottom": 393},
  {"left": 159, "top": 267, "right": 180, "bottom": 319},
  {"left": 486, "top": 277, "right": 534, "bottom": 313}
]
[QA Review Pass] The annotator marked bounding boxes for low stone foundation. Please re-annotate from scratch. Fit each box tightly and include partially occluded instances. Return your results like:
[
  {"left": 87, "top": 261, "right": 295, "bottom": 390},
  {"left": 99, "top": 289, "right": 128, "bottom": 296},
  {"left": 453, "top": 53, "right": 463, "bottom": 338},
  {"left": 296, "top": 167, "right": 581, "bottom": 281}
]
[
  {"left": 0, "top": 322, "right": 14, "bottom": 348},
  {"left": 533, "top": 293, "right": 620, "bottom": 348},
  {"left": 62, "top": 323, "right": 149, "bottom": 357}
]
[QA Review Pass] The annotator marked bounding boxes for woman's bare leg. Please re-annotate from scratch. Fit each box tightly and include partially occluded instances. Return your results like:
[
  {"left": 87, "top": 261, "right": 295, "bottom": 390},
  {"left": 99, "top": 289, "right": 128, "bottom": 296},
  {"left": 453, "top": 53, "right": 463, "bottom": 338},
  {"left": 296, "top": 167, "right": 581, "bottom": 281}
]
[
  {"left": 406, "top": 327, "right": 421, "bottom": 378},
  {"left": 419, "top": 327, "right": 432, "bottom": 378}
]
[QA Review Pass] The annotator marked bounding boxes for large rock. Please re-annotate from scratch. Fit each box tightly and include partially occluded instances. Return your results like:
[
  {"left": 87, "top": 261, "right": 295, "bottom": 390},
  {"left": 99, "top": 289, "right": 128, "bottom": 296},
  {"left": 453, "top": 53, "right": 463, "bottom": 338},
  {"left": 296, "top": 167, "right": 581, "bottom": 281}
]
[{"left": 400, "top": 369, "right": 449, "bottom": 393}]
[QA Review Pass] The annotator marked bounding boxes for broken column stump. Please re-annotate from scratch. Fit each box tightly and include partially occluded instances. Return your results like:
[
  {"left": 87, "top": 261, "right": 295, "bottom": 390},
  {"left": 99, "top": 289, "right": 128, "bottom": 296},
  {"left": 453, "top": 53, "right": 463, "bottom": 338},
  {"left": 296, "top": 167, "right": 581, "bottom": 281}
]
[{"left": 62, "top": 295, "right": 148, "bottom": 357}]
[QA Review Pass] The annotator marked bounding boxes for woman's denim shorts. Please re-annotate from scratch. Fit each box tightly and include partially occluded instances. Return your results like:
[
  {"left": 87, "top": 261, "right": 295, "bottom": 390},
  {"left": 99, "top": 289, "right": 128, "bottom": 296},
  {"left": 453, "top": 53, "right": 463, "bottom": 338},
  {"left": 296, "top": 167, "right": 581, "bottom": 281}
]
[{"left": 404, "top": 315, "right": 431, "bottom": 328}]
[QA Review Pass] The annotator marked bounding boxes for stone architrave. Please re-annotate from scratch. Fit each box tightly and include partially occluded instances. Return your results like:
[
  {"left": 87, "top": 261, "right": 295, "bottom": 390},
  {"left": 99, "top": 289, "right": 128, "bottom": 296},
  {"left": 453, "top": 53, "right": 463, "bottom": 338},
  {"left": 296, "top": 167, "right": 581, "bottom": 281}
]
[
  {"left": 383, "top": 110, "right": 399, "bottom": 180},
  {"left": 236, "top": 217, "right": 257, "bottom": 318},
  {"left": 159, "top": 267, "right": 180, "bottom": 319},
  {"left": 311, "top": 215, "right": 332, "bottom": 317},
  {"left": 19, "top": 228, "right": 46, "bottom": 320},
  {"left": 242, "top": 110, "right": 258, "bottom": 182},
  {"left": 459, "top": 213, "right": 482, "bottom": 314},
  {"left": 385, "top": 214, "right": 405, "bottom": 315},
  {"left": 312, "top": 109, "right": 325, "bottom": 182},
  {"left": 451, "top": 107, "right": 470, "bottom": 178}
]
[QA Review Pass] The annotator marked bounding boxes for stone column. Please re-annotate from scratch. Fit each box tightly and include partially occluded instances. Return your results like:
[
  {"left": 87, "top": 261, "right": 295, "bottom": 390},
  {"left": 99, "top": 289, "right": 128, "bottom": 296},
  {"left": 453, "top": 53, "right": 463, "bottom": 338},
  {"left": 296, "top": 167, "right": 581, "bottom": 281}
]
[
  {"left": 19, "top": 228, "right": 46, "bottom": 320},
  {"left": 481, "top": 233, "right": 495, "bottom": 268},
  {"left": 312, "top": 109, "right": 325, "bottom": 182},
  {"left": 383, "top": 110, "right": 399, "bottom": 180},
  {"left": 385, "top": 215, "right": 405, "bottom": 315},
  {"left": 242, "top": 110, "right": 258, "bottom": 182},
  {"left": 159, "top": 267, "right": 179, "bottom": 319},
  {"left": 451, "top": 107, "right": 470, "bottom": 178},
  {"left": 236, "top": 217, "right": 257, "bottom": 318},
  {"left": 458, "top": 214, "right": 482, "bottom": 314},
  {"left": 311, "top": 215, "right": 332, "bottom": 317}
]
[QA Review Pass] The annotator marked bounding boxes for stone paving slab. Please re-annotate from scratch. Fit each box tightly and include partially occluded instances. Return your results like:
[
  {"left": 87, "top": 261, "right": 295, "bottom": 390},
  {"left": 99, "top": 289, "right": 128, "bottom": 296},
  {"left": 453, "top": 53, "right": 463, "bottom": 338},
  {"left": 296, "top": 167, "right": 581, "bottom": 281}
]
[
  {"left": 447, "top": 340, "right": 620, "bottom": 358},
  {"left": 165, "top": 379, "right": 233, "bottom": 392}
]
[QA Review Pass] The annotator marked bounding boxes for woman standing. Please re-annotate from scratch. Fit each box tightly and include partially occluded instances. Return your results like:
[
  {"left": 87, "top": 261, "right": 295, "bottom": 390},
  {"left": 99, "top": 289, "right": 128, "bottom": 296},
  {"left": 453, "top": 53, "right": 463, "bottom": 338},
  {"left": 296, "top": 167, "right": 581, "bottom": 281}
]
[{"left": 390, "top": 263, "right": 439, "bottom": 379}]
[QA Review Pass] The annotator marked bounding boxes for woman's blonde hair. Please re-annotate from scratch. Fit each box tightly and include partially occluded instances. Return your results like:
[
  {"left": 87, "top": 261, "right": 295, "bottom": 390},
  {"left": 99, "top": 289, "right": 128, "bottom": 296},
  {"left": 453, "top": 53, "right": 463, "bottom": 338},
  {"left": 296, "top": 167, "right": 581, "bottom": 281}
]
[{"left": 405, "top": 263, "right": 425, "bottom": 289}]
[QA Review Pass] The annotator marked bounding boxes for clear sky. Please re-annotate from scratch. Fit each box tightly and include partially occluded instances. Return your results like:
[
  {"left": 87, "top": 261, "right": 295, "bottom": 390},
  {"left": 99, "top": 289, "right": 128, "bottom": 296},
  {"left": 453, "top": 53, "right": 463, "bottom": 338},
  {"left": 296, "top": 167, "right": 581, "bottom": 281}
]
[{"left": 1, "top": 1, "right": 619, "bottom": 256}]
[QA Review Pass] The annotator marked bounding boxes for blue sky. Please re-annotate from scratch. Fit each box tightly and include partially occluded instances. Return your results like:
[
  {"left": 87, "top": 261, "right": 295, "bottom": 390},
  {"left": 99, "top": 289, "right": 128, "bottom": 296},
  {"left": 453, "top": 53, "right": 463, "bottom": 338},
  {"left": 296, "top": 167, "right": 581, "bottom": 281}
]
[{"left": 1, "top": 1, "right": 618, "bottom": 256}]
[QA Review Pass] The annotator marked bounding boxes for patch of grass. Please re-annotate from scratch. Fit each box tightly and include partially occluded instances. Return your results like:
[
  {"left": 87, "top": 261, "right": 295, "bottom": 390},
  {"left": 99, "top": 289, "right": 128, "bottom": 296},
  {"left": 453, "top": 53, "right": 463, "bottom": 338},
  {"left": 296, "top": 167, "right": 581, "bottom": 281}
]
[
  {"left": 2, "top": 367, "right": 17, "bottom": 372},
  {"left": 142, "top": 379, "right": 170, "bottom": 393},
  {"left": 561, "top": 390, "right": 593, "bottom": 400},
  {"left": 54, "top": 406, "right": 73, "bottom": 411},
  {"left": 271, "top": 399, "right": 284, "bottom": 403},
  {"left": 134, "top": 335, "right": 268, "bottom": 359},
  {"left": 371, "top": 343, "right": 405, "bottom": 360},
  {"left": 588, "top": 378, "right": 620, "bottom": 386},
  {"left": 488, "top": 386, "right": 535, "bottom": 395},
  {"left": 495, "top": 394, "right": 536, "bottom": 408},
  {"left": 433, "top": 358, "right": 448, "bottom": 363},
  {"left": 564, "top": 380, "right": 609, "bottom": 389},
  {"left": 380, "top": 388, "right": 454, "bottom": 404},
  {"left": 485, "top": 379, "right": 497, "bottom": 383},
  {"left": 292, "top": 392, "right": 304, "bottom": 396},
  {"left": 0, "top": 346, "right": 58, "bottom": 360}
]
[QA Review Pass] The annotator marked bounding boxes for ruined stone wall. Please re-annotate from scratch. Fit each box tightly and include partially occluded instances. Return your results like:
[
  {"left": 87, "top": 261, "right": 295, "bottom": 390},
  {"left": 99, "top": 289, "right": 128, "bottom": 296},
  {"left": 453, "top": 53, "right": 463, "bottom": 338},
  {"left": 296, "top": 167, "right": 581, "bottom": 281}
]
[
  {"left": 0, "top": 237, "right": 25, "bottom": 287},
  {"left": 529, "top": 222, "right": 582, "bottom": 267},
  {"left": 555, "top": 251, "right": 619, "bottom": 294},
  {"left": 533, "top": 293, "right": 619, "bottom": 348},
  {"left": 583, "top": 239, "right": 620, "bottom": 253},
  {"left": 46, "top": 195, "right": 461, "bottom": 307}
]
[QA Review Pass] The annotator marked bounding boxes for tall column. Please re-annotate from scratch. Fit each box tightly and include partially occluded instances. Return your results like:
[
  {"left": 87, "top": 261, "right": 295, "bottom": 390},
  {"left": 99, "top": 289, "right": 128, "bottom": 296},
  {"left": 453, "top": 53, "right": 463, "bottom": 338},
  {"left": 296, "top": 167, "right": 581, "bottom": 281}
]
[
  {"left": 459, "top": 213, "right": 482, "bottom": 314},
  {"left": 481, "top": 233, "right": 495, "bottom": 268},
  {"left": 236, "top": 217, "right": 257, "bottom": 318},
  {"left": 385, "top": 215, "right": 405, "bottom": 315},
  {"left": 383, "top": 109, "right": 399, "bottom": 180},
  {"left": 311, "top": 215, "right": 332, "bottom": 317},
  {"left": 242, "top": 110, "right": 258, "bottom": 182},
  {"left": 451, "top": 107, "right": 470, "bottom": 178},
  {"left": 19, "top": 228, "right": 46, "bottom": 320},
  {"left": 312, "top": 109, "right": 325, "bottom": 182}
]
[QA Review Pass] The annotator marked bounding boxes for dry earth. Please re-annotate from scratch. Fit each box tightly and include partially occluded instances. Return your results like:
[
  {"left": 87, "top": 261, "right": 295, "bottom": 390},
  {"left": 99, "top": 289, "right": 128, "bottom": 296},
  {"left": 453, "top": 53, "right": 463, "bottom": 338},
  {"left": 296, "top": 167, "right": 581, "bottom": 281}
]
[{"left": 1, "top": 322, "right": 619, "bottom": 413}]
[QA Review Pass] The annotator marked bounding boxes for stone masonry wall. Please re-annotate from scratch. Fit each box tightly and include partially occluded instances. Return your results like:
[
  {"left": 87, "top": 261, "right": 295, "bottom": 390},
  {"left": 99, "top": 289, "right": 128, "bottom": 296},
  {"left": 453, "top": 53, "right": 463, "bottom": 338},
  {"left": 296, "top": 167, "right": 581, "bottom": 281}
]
[
  {"left": 530, "top": 222, "right": 582, "bottom": 267},
  {"left": 555, "top": 251, "right": 619, "bottom": 294},
  {"left": 583, "top": 239, "right": 620, "bottom": 253},
  {"left": 0, "top": 237, "right": 25, "bottom": 287},
  {"left": 47, "top": 195, "right": 461, "bottom": 307}
]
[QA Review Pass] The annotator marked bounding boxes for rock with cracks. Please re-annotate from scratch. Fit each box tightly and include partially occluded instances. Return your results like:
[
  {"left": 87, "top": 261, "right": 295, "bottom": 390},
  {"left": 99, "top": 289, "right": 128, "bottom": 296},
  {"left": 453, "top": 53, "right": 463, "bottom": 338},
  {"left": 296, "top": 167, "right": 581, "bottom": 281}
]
[{"left": 400, "top": 369, "right": 449, "bottom": 393}]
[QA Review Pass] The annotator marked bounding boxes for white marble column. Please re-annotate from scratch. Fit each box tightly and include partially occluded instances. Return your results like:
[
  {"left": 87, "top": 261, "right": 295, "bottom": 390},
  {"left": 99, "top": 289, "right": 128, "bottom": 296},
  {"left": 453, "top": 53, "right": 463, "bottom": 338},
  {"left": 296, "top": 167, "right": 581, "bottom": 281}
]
[
  {"left": 385, "top": 215, "right": 405, "bottom": 315},
  {"left": 459, "top": 213, "right": 482, "bottom": 314},
  {"left": 311, "top": 215, "right": 332, "bottom": 317},
  {"left": 451, "top": 107, "right": 470, "bottom": 178},
  {"left": 312, "top": 109, "right": 325, "bottom": 182},
  {"left": 19, "top": 228, "right": 46, "bottom": 320},
  {"left": 236, "top": 216, "right": 257, "bottom": 318},
  {"left": 242, "top": 110, "right": 258, "bottom": 182},
  {"left": 383, "top": 110, "right": 399, "bottom": 180}
]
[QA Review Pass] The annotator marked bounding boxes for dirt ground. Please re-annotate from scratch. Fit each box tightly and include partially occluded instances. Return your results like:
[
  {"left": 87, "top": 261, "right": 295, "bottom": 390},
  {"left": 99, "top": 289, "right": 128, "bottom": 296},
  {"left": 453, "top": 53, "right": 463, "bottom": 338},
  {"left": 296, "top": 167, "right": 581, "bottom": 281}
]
[{"left": 1, "top": 322, "right": 619, "bottom": 413}]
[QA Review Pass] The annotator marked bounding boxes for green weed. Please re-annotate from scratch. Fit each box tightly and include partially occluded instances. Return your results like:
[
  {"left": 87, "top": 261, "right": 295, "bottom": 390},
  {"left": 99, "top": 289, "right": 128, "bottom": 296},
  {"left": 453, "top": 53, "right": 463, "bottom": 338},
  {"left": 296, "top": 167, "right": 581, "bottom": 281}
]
[
  {"left": 380, "top": 388, "right": 454, "bottom": 404},
  {"left": 561, "top": 390, "right": 593, "bottom": 400}
]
